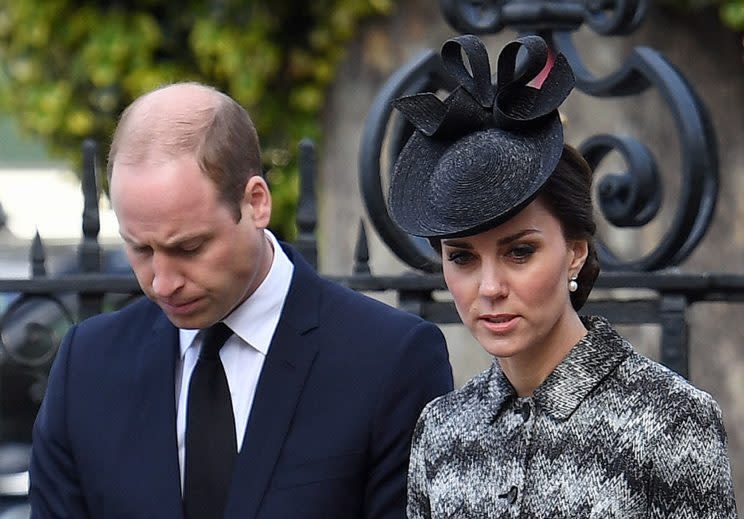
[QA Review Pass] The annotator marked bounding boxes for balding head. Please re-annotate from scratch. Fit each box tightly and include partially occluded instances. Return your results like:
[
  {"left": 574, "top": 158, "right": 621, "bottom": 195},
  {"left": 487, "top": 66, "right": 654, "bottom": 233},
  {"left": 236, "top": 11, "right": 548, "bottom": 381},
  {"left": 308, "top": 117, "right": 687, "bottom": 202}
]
[{"left": 108, "top": 82, "right": 262, "bottom": 221}]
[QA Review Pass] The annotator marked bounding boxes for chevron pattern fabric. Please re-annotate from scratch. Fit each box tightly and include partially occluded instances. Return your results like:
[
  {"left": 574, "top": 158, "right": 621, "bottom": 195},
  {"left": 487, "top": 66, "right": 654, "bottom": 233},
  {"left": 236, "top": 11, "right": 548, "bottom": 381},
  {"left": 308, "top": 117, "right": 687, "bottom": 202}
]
[{"left": 408, "top": 316, "right": 737, "bottom": 518}]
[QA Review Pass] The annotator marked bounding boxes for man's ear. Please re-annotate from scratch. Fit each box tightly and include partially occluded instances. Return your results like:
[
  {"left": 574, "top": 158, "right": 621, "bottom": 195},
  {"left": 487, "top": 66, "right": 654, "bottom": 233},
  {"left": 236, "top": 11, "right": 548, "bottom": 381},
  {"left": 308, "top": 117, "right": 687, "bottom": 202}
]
[
  {"left": 242, "top": 176, "right": 272, "bottom": 228},
  {"left": 568, "top": 239, "right": 589, "bottom": 276}
]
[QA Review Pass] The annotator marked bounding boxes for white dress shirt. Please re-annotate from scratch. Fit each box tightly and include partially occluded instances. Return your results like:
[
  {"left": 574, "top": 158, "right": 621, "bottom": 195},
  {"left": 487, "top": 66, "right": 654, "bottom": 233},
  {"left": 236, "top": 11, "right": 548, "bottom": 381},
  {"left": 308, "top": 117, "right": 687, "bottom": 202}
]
[{"left": 175, "top": 230, "right": 294, "bottom": 489}]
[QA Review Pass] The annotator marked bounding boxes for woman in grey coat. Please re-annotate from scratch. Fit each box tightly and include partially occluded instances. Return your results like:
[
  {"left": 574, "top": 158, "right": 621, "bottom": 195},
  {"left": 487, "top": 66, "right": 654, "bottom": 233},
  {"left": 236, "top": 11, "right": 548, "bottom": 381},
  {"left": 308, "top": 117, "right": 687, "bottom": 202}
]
[{"left": 388, "top": 34, "right": 737, "bottom": 518}]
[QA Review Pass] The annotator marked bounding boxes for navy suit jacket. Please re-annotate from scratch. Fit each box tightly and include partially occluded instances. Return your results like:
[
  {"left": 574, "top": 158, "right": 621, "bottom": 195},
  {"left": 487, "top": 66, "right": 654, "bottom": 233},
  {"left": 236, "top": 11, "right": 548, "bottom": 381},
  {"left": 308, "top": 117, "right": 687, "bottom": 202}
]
[{"left": 29, "top": 244, "right": 453, "bottom": 518}]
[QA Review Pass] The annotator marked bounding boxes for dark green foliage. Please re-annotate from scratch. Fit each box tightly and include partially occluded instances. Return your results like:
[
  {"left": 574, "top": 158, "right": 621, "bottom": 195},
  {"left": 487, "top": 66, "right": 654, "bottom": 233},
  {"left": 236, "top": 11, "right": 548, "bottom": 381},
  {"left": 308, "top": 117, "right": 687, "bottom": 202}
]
[{"left": 0, "top": 0, "right": 392, "bottom": 238}]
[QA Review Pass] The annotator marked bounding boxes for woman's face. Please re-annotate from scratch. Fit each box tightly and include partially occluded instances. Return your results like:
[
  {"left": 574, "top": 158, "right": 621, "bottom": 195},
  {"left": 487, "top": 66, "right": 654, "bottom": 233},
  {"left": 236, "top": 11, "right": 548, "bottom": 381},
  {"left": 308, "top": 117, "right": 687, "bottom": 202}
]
[{"left": 441, "top": 197, "right": 587, "bottom": 360}]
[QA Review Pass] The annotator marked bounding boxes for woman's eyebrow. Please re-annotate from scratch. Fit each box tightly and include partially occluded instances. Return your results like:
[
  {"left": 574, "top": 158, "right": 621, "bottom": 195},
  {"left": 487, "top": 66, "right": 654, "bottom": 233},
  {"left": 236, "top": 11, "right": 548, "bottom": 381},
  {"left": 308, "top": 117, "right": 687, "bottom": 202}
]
[
  {"left": 442, "top": 229, "right": 540, "bottom": 249},
  {"left": 441, "top": 239, "right": 473, "bottom": 249},
  {"left": 496, "top": 229, "right": 540, "bottom": 246}
]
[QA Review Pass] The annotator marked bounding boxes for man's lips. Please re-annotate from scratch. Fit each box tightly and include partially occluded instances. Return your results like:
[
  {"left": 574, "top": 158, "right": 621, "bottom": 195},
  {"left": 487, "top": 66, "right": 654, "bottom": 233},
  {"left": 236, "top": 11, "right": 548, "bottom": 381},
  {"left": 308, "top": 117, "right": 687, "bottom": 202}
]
[
  {"left": 160, "top": 298, "right": 202, "bottom": 315},
  {"left": 477, "top": 314, "right": 521, "bottom": 333}
]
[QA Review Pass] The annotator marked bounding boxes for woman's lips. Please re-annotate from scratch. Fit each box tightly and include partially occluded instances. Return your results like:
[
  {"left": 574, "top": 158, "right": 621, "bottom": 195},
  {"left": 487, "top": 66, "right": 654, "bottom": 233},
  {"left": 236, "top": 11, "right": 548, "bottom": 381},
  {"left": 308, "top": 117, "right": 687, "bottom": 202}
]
[{"left": 478, "top": 314, "right": 521, "bottom": 334}]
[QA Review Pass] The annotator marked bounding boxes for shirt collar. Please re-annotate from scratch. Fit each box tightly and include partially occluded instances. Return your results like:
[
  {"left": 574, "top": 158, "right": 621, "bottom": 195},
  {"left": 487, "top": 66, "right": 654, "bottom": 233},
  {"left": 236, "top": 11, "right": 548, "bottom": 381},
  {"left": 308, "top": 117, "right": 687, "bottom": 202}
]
[
  {"left": 179, "top": 229, "right": 294, "bottom": 356},
  {"left": 484, "top": 316, "right": 632, "bottom": 423}
]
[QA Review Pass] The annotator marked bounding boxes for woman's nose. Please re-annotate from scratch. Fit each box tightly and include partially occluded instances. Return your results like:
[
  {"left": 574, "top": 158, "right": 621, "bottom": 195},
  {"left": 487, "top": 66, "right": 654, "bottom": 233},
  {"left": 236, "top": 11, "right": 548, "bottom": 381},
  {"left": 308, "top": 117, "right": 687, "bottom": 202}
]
[{"left": 478, "top": 265, "right": 509, "bottom": 299}]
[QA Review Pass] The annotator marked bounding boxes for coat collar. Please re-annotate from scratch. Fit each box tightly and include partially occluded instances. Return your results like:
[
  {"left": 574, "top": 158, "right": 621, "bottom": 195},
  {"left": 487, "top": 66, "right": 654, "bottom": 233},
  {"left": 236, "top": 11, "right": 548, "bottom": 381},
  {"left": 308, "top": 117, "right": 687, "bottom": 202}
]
[
  {"left": 130, "top": 306, "right": 184, "bottom": 518},
  {"left": 225, "top": 242, "right": 323, "bottom": 519},
  {"left": 485, "top": 316, "right": 632, "bottom": 422}
]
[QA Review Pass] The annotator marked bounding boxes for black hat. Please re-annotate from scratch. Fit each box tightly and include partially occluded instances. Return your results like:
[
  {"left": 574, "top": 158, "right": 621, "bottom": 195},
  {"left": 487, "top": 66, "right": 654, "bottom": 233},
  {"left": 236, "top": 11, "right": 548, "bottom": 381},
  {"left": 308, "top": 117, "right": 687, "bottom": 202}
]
[{"left": 388, "top": 34, "right": 575, "bottom": 238}]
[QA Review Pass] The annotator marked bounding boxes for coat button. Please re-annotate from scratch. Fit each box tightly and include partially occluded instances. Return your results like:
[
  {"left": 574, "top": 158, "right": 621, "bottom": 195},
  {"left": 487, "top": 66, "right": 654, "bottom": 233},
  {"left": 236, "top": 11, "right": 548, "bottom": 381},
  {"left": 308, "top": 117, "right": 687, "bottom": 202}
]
[
  {"left": 520, "top": 402, "right": 531, "bottom": 421},
  {"left": 498, "top": 486, "right": 518, "bottom": 504}
]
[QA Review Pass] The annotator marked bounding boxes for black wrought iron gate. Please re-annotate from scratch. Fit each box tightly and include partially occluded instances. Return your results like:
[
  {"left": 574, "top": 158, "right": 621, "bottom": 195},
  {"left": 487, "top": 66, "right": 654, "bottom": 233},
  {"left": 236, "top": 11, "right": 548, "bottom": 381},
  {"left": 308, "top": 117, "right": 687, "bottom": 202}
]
[{"left": 1, "top": 0, "right": 743, "bottom": 513}]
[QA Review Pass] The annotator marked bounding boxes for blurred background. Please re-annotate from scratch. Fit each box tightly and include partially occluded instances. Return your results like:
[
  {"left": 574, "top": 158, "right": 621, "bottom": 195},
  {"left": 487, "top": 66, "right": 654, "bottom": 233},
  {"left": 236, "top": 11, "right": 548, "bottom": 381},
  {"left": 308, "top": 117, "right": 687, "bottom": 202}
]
[{"left": 0, "top": 0, "right": 743, "bottom": 514}]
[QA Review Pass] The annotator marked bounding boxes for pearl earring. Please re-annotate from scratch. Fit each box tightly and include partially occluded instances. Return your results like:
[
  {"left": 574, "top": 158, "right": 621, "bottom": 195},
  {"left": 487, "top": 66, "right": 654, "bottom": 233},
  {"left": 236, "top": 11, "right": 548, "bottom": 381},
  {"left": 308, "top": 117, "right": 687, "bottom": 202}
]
[{"left": 568, "top": 275, "right": 578, "bottom": 293}]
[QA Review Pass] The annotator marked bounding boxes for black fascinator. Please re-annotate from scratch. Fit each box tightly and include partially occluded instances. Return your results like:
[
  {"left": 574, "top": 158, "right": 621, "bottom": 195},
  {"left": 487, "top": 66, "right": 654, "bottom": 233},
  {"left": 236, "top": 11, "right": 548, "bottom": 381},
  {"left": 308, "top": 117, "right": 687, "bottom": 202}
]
[{"left": 388, "top": 34, "right": 575, "bottom": 238}]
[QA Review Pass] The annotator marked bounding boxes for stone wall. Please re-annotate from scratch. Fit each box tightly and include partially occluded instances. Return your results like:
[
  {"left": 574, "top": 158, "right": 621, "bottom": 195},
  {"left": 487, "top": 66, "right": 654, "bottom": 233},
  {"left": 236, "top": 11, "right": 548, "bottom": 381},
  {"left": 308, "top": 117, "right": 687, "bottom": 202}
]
[{"left": 319, "top": 0, "right": 744, "bottom": 499}]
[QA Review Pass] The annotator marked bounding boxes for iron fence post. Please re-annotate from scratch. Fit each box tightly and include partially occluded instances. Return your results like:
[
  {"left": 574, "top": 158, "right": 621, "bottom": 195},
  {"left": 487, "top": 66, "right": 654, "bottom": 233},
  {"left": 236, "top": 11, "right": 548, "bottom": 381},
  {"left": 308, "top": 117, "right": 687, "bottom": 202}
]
[
  {"left": 78, "top": 139, "right": 103, "bottom": 321},
  {"left": 659, "top": 294, "right": 689, "bottom": 378}
]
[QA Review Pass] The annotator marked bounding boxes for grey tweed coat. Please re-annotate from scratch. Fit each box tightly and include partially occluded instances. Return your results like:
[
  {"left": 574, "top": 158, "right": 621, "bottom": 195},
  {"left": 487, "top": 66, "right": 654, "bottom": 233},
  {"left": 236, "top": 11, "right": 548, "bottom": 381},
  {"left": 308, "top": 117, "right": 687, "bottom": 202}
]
[{"left": 408, "top": 316, "right": 737, "bottom": 518}]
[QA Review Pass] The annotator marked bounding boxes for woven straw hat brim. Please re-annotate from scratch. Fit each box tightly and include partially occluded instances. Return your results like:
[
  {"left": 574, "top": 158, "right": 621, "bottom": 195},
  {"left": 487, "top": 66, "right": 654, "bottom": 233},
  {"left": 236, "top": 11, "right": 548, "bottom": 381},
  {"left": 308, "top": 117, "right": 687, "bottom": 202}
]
[{"left": 389, "top": 114, "right": 563, "bottom": 239}]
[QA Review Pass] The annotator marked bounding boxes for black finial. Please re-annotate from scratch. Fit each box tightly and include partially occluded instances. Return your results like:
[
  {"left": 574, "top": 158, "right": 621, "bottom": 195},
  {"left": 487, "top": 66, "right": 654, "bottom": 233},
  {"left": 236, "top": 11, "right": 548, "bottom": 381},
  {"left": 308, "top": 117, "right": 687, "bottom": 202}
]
[
  {"left": 353, "top": 220, "right": 371, "bottom": 275},
  {"left": 295, "top": 138, "right": 318, "bottom": 270},
  {"left": 79, "top": 138, "right": 101, "bottom": 274},
  {"left": 31, "top": 230, "right": 46, "bottom": 277}
]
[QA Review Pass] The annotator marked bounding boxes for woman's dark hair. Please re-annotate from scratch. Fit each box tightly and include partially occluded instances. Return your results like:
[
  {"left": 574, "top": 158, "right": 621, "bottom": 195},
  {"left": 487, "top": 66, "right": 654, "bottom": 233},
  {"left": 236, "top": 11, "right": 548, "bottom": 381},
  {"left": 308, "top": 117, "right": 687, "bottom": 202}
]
[
  {"left": 539, "top": 144, "right": 599, "bottom": 310},
  {"left": 428, "top": 144, "right": 600, "bottom": 310}
]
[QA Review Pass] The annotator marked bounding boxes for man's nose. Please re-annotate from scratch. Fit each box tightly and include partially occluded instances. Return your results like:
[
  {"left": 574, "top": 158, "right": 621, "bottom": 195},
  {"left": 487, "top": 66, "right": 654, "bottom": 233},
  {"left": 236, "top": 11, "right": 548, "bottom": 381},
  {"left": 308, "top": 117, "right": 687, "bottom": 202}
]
[{"left": 151, "top": 253, "right": 184, "bottom": 298}]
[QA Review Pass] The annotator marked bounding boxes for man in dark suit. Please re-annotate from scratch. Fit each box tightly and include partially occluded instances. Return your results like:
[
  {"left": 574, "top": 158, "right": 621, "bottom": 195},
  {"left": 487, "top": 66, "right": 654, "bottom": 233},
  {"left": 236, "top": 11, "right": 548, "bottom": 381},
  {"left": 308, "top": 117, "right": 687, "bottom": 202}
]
[{"left": 29, "top": 82, "right": 453, "bottom": 518}]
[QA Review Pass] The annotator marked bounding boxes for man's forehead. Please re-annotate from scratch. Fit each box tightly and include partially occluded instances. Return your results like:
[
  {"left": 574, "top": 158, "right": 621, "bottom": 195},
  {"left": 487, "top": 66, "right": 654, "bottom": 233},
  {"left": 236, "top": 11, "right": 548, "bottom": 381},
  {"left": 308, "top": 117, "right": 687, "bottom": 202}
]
[
  {"left": 111, "top": 148, "right": 185, "bottom": 172},
  {"left": 108, "top": 155, "right": 208, "bottom": 209}
]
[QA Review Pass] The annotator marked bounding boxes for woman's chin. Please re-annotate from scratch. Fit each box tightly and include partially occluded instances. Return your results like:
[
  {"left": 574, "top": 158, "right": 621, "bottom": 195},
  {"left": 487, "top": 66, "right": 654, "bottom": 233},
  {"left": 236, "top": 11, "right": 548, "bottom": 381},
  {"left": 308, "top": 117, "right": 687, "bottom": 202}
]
[{"left": 476, "top": 335, "right": 527, "bottom": 359}]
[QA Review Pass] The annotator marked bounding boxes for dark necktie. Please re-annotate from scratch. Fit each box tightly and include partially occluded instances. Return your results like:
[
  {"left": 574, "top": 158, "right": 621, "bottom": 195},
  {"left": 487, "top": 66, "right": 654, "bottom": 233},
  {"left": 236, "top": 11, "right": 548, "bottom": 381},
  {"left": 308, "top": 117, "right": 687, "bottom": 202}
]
[{"left": 184, "top": 322, "right": 237, "bottom": 519}]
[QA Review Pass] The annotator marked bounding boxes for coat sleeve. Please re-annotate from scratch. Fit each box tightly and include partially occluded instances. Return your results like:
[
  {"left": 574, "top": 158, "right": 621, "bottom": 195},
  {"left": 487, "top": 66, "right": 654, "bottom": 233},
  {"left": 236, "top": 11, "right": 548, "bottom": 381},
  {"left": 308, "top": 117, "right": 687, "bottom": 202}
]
[
  {"left": 29, "top": 325, "right": 91, "bottom": 519},
  {"left": 647, "top": 392, "right": 738, "bottom": 518},
  {"left": 363, "top": 320, "right": 452, "bottom": 519}
]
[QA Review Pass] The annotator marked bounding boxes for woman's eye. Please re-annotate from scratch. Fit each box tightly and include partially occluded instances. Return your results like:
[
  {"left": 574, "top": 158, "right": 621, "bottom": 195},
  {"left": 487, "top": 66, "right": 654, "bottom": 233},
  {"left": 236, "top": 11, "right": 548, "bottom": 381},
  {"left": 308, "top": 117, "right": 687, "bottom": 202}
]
[
  {"left": 447, "top": 251, "right": 473, "bottom": 265},
  {"left": 509, "top": 244, "right": 535, "bottom": 261}
]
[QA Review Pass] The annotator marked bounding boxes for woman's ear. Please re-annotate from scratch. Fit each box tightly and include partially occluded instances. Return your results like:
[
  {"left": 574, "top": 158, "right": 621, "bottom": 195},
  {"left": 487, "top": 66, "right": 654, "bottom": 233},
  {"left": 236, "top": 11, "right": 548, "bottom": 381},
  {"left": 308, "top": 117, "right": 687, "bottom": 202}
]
[
  {"left": 568, "top": 239, "right": 589, "bottom": 276},
  {"left": 242, "top": 175, "right": 272, "bottom": 228}
]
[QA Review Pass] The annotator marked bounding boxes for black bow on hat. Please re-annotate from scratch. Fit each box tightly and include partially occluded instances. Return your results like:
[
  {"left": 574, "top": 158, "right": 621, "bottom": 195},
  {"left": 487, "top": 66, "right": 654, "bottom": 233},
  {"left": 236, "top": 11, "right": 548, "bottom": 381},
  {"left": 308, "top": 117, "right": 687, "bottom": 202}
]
[{"left": 388, "top": 34, "right": 575, "bottom": 239}]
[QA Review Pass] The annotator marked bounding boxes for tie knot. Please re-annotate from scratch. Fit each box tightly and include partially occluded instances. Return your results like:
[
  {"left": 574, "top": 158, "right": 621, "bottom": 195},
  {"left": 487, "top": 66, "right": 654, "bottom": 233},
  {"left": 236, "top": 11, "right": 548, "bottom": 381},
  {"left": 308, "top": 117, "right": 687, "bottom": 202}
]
[{"left": 199, "top": 322, "right": 233, "bottom": 360}]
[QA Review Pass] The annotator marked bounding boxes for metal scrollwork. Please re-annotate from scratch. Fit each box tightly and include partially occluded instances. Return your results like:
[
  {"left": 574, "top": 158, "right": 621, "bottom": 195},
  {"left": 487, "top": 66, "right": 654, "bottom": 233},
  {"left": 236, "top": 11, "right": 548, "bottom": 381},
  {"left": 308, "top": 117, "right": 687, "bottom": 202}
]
[
  {"left": 359, "top": 50, "right": 455, "bottom": 272},
  {"left": 551, "top": 31, "right": 718, "bottom": 270},
  {"left": 439, "top": 0, "right": 647, "bottom": 35},
  {"left": 0, "top": 295, "right": 73, "bottom": 368},
  {"left": 359, "top": 0, "right": 717, "bottom": 272},
  {"left": 583, "top": 135, "right": 661, "bottom": 229}
]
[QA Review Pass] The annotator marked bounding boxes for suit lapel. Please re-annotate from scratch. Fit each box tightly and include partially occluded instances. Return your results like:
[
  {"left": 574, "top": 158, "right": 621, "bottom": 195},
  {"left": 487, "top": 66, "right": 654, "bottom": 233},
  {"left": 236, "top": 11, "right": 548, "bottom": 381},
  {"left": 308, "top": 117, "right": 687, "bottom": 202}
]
[
  {"left": 225, "top": 245, "right": 322, "bottom": 519},
  {"left": 129, "top": 310, "right": 184, "bottom": 519}
]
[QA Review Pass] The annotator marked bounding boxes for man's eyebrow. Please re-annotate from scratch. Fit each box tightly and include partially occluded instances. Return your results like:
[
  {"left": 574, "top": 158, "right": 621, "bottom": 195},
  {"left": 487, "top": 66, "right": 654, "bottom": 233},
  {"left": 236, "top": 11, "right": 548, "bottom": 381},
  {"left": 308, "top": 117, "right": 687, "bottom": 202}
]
[
  {"left": 119, "top": 232, "right": 140, "bottom": 246},
  {"left": 442, "top": 229, "right": 540, "bottom": 249},
  {"left": 118, "top": 232, "right": 208, "bottom": 249},
  {"left": 160, "top": 233, "right": 212, "bottom": 250}
]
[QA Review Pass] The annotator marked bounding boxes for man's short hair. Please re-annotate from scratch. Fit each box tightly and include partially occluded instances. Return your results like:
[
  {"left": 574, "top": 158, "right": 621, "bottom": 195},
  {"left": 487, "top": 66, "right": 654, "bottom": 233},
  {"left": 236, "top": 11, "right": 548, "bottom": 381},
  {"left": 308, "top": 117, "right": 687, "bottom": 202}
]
[{"left": 107, "top": 82, "right": 262, "bottom": 221}]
